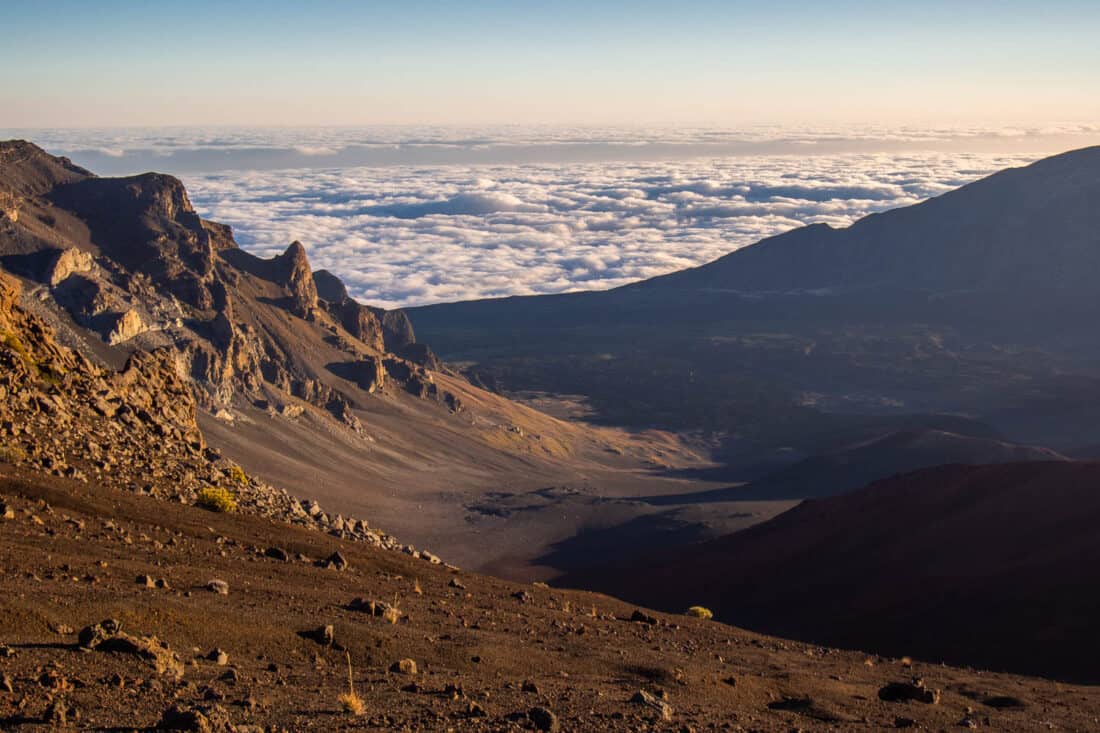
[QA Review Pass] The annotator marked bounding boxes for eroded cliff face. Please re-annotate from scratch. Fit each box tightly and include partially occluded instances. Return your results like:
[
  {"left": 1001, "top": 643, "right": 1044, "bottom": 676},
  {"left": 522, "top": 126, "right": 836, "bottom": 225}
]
[
  {"left": 0, "top": 264, "right": 416, "bottom": 552},
  {"left": 0, "top": 140, "right": 459, "bottom": 433}
]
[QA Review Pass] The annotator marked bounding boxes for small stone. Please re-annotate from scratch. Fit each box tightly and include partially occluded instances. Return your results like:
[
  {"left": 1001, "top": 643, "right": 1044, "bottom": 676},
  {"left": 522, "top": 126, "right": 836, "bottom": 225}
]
[
  {"left": 0, "top": 672, "right": 13, "bottom": 693},
  {"left": 156, "top": 703, "right": 229, "bottom": 732},
  {"left": 630, "top": 609, "right": 658, "bottom": 625},
  {"left": 207, "top": 648, "right": 229, "bottom": 666},
  {"left": 0, "top": 503, "right": 14, "bottom": 520},
  {"left": 207, "top": 579, "right": 229, "bottom": 595},
  {"left": 137, "top": 574, "right": 157, "bottom": 587},
  {"left": 631, "top": 689, "right": 673, "bottom": 721},
  {"left": 449, "top": 578, "right": 466, "bottom": 590},
  {"left": 879, "top": 679, "right": 940, "bottom": 705},
  {"left": 299, "top": 625, "right": 335, "bottom": 646},
  {"left": 78, "top": 619, "right": 122, "bottom": 648},
  {"left": 323, "top": 552, "right": 348, "bottom": 571},
  {"left": 522, "top": 680, "right": 541, "bottom": 694},
  {"left": 46, "top": 698, "right": 67, "bottom": 725},
  {"left": 264, "top": 547, "right": 289, "bottom": 562}
]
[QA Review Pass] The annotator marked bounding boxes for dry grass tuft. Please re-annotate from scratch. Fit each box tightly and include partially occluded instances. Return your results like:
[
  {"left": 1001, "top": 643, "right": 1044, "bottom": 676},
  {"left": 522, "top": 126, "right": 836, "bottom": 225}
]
[
  {"left": 383, "top": 593, "right": 402, "bottom": 625},
  {"left": 338, "top": 650, "right": 365, "bottom": 716}
]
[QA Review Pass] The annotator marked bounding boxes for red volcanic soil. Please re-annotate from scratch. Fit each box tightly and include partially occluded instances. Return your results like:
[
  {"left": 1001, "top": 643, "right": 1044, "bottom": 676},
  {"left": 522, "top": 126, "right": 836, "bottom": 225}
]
[
  {"left": 561, "top": 461, "right": 1100, "bottom": 683},
  {"left": 5, "top": 464, "right": 1100, "bottom": 730}
]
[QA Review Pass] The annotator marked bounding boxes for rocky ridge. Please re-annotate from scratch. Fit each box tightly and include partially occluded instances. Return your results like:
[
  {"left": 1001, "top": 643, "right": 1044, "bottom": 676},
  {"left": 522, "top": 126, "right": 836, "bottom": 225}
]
[
  {"left": 0, "top": 140, "right": 456, "bottom": 433},
  {"left": 0, "top": 266, "right": 439, "bottom": 561}
]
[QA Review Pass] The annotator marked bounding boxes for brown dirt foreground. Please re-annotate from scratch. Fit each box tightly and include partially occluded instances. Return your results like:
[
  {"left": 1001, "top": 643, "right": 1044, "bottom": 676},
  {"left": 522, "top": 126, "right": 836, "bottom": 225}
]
[{"left": 2, "top": 466, "right": 1099, "bottom": 732}]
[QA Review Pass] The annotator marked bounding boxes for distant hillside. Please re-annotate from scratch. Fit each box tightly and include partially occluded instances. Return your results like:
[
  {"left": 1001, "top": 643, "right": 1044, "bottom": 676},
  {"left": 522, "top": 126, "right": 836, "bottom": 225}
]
[
  {"left": 642, "top": 146, "right": 1100, "bottom": 296},
  {"left": 410, "top": 146, "right": 1100, "bottom": 458},
  {"left": 562, "top": 461, "right": 1100, "bottom": 682},
  {"left": 734, "top": 429, "right": 1068, "bottom": 500}
]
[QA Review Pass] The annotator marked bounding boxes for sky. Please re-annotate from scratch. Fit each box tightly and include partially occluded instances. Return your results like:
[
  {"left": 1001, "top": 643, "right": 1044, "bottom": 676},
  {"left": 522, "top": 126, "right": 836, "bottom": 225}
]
[
  {"left": 3, "top": 2, "right": 1098, "bottom": 308},
  {"left": 3, "top": 0, "right": 1099, "bottom": 128}
]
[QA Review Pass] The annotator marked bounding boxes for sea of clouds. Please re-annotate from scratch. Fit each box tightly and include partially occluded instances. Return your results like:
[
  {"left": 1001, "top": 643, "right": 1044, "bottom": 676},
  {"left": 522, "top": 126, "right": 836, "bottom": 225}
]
[{"left": 8, "top": 125, "right": 1096, "bottom": 308}]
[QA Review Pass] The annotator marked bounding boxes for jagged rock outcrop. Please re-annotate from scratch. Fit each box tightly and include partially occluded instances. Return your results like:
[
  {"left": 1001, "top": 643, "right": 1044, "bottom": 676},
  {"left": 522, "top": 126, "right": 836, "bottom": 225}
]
[
  {"left": 0, "top": 140, "right": 463, "bottom": 444},
  {"left": 271, "top": 241, "right": 318, "bottom": 319},
  {"left": 48, "top": 172, "right": 219, "bottom": 309},
  {"left": 46, "top": 246, "right": 94, "bottom": 286},
  {"left": 106, "top": 309, "right": 146, "bottom": 345},
  {"left": 0, "top": 262, "right": 412, "bottom": 551}
]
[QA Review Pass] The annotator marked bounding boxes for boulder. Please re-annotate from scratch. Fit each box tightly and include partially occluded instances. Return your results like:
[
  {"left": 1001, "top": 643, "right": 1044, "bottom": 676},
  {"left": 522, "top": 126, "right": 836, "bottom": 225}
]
[{"left": 46, "top": 247, "right": 94, "bottom": 286}]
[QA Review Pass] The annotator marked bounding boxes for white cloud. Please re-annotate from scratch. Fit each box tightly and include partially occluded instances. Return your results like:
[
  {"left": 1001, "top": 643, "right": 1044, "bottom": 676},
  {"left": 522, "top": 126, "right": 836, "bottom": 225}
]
[
  {"left": 7, "top": 123, "right": 1079, "bottom": 308},
  {"left": 178, "top": 150, "right": 1038, "bottom": 308}
]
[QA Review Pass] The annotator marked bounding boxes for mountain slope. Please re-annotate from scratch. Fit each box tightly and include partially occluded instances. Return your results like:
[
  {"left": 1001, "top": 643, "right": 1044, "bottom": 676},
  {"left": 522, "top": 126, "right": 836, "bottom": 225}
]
[
  {"left": 701, "top": 429, "right": 1069, "bottom": 501},
  {"left": 0, "top": 139, "right": 721, "bottom": 577},
  {"left": 409, "top": 146, "right": 1100, "bottom": 458},
  {"left": 644, "top": 145, "right": 1100, "bottom": 295},
  {"left": 8, "top": 466, "right": 1100, "bottom": 730},
  {"left": 561, "top": 461, "right": 1100, "bottom": 682}
]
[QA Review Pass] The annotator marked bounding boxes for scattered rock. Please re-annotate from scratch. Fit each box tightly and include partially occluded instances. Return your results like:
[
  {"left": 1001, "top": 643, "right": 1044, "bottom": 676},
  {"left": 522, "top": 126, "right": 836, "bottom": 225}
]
[
  {"left": 323, "top": 551, "right": 348, "bottom": 571},
  {"left": 78, "top": 619, "right": 183, "bottom": 678},
  {"left": 0, "top": 673, "right": 13, "bottom": 693},
  {"left": 630, "top": 609, "right": 659, "bottom": 625},
  {"left": 449, "top": 578, "right": 466, "bottom": 590},
  {"left": 631, "top": 689, "right": 673, "bottom": 721},
  {"left": 45, "top": 698, "right": 68, "bottom": 725},
  {"left": 529, "top": 706, "right": 560, "bottom": 732},
  {"left": 207, "top": 579, "right": 229, "bottom": 595},
  {"left": 78, "top": 618, "right": 122, "bottom": 648},
  {"left": 206, "top": 648, "right": 229, "bottom": 666},
  {"left": 264, "top": 547, "right": 289, "bottom": 562},
  {"left": 347, "top": 597, "right": 402, "bottom": 621},
  {"left": 0, "top": 502, "right": 14, "bottom": 520},
  {"left": 157, "top": 703, "right": 232, "bottom": 732},
  {"left": 299, "top": 625, "right": 335, "bottom": 646},
  {"left": 137, "top": 574, "right": 157, "bottom": 587},
  {"left": 879, "top": 678, "right": 941, "bottom": 704}
]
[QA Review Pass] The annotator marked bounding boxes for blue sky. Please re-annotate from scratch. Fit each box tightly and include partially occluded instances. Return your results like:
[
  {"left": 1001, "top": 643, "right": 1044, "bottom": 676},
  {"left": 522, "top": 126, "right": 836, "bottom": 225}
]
[{"left": 3, "top": 0, "right": 1098, "bottom": 126}]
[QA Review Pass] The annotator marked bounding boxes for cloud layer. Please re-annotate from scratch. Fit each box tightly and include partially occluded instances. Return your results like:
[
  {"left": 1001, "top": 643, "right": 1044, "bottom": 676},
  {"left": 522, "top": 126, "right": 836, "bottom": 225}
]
[{"left": 181, "top": 151, "right": 1038, "bottom": 308}]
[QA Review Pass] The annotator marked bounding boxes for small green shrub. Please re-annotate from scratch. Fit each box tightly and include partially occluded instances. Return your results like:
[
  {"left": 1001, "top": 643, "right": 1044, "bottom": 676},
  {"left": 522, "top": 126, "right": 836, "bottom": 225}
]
[
  {"left": 226, "top": 464, "right": 248, "bottom": 486},
  {"left": 1, "top": 330, "right": 30, "bottom": 362},
  {"left": 685, "top": 606, "right": 714, "bottom": 620},
  {"left": 0, "top": 444, "right": 27, "bottom": 464},
  {"left": 196, "top": 487, "right": 238, "bottom": 513}
]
